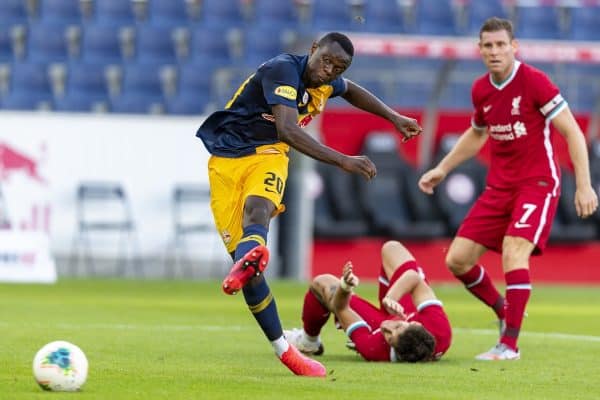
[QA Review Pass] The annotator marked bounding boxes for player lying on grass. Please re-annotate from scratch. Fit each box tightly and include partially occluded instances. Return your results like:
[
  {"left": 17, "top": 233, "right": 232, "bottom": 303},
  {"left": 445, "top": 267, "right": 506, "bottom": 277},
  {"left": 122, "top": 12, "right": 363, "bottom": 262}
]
[{"left": 286, "top": 241, "right": 452, "bottom": 362}]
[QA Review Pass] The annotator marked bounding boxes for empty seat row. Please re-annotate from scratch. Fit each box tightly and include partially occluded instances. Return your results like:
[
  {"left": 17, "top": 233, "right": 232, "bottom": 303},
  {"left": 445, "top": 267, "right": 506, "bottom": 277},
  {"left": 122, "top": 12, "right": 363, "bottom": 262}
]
[
  {"left": 314, "top": 132, "right": 600, "bottom": 241},
  {"left": 0, "top": 23, "right": 295, "bottom": 66}
]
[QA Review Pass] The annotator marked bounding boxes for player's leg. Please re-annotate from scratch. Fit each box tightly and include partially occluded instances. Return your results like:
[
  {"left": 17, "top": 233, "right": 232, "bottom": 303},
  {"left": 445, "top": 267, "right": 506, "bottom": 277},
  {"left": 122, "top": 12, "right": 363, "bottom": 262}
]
[
  {"left": 285, "top": 274, "right": 337, "bottom": 355},
  {"left": 447, "top": 237, "right": 505, "bottom": 321},
  {"left": 379, "top": 241, "right": 418, "bottom": 314},
  {"left": 232, "top": 154, "right": 324, "bottom": 376},
  {"left": 476, "top": 188, "right": 559, "bottom": 360},
  {"left": 449, "top": 191, "right": 508, "bottom": 323}
]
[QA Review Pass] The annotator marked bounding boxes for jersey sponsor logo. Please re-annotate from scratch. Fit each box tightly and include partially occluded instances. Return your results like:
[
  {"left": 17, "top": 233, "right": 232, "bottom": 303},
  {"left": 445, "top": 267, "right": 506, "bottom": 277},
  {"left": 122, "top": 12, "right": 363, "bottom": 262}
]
[
  {"left": 261, "top": 113, "right": 275, "bottom": 122},
  {"left": 488, "top": 121, "right": 527, "bottom": 140},
  {"left": 513, "top": 121, "right": 527, "bottom": 137},
  {"left": 511, "top": 96, "right": 522, "bottom": 115},
  {"left": 274, "top": 85, "right": 297, "bottom": 100},
  {"left": 483, "top": 105, "right": 492, "bottom": 113}
]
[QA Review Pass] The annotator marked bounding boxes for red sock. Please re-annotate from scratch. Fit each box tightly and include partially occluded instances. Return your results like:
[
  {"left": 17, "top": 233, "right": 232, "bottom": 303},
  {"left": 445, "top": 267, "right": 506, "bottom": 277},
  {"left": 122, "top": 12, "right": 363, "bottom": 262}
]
[
  {"left": 302, "top": 290, "right": 330, "bottom": 337},
  {"left": 500, "top": 268, "right": 531, "bottom": 350},
  {"left": 456, "top": 264, "right": 505, "bottom": 320}
]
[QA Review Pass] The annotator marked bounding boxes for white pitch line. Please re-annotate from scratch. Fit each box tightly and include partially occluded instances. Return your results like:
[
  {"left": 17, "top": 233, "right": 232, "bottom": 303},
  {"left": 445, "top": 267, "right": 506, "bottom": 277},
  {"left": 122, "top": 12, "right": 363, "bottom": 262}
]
[
  {"left": 454, "top": 328, "right": 600, "bottom": 343},
  {"left": 1, "top": 321, "right": 600, "bottom": 343}
]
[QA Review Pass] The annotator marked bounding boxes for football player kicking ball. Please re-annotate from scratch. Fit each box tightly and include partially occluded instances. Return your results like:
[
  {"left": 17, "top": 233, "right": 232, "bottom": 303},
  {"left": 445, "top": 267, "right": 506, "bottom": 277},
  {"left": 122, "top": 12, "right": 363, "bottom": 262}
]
[
  {"left": 196, "top": 32, "right": 421, "bottom": 377},
  {"left": 285, "top": 241, "right": 452, "bottom": 362}
]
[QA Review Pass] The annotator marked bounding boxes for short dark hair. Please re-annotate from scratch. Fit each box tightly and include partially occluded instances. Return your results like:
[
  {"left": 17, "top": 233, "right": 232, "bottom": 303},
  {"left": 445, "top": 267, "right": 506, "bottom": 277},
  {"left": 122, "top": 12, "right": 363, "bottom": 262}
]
[
  {"left": 318, "top": 32, "right": 354, "bottom": 57},
  {"left": 392, "top": 325, "right": 436, "bottom": 362},
  {"left": 480, "top": 17, "right": 515, "bottom": 40}
]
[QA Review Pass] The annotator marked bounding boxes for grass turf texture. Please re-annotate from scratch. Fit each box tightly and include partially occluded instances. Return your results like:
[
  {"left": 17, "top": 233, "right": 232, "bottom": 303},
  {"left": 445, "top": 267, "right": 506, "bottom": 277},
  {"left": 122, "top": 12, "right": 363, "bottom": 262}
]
[{"left": 1, "top": 279, "right": 599, "bottom": 400}]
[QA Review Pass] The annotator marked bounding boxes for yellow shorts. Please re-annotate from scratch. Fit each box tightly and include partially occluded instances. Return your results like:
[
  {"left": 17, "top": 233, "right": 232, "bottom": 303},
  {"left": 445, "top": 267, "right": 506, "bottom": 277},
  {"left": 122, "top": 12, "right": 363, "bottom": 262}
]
[{"left": 208, "top": 146, "right": 289, "bottom": 253}]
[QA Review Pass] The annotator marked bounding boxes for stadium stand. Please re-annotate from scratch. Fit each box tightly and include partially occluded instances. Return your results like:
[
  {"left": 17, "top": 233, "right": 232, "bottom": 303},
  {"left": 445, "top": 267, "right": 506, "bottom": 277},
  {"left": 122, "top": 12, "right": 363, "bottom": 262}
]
[
  {"left": 514, "top": 5, "right": 562, "bottom": 40},
  {"left": 356, "top": 132, "right": 446, "bottom": 239},
  {"left": 566, "top": 5, "right": 600, "bottom": 41},
  {"left": 39, "top": 0, "right": 86, "bottom": 25},
  {"left": 431, "top": 135, "right": 487, "bottom": 234},
  {"left": 0, "top": 0, "right": 598, "bottom": 118},
  {"left": 313, "top": 162, "right": 370, "bottom": 238}
]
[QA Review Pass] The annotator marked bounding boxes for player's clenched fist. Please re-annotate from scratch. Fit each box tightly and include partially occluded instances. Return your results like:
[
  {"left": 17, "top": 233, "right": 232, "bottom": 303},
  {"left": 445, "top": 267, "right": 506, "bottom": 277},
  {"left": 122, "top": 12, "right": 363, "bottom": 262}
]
[{"left": 340, "top": 155, "right": 377, "bottom": 180}]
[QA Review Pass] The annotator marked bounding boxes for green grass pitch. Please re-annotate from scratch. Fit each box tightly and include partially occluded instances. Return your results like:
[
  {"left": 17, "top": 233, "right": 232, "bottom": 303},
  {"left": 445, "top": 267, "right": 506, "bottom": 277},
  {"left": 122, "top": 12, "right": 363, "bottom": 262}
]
[{"left": 1, "top": 279, "right": 599, "bottom": 399}]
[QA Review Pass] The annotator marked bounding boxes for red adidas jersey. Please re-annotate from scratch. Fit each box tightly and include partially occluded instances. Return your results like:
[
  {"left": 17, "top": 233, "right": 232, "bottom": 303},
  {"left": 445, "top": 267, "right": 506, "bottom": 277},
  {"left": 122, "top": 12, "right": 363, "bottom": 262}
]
[{"left": 471, "top": 61, "right": 566, "bottom": 192}]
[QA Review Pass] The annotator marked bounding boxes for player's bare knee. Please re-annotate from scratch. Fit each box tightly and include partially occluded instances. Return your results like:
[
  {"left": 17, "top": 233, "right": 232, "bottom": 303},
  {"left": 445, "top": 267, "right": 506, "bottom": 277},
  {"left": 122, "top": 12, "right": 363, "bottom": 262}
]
[
  {"left": 311, "top": 274, "right": 337, "bottom": 295},
  {"left": 381, "top": 241, "right": 414, "bottom": 275},
  {"left": 445, "top": 252, "right": 470, "bottom": 276}
]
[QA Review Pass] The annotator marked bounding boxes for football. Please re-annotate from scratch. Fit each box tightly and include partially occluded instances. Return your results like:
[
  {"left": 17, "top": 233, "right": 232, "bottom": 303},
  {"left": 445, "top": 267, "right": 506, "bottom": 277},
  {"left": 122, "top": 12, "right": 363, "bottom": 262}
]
[{"left": 32, "top": 341, "right": 88, "bottom": 392}]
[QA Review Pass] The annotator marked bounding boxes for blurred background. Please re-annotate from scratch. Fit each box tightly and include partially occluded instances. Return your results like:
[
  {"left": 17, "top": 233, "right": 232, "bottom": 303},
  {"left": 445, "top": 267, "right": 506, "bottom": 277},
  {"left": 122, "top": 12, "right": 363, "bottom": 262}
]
[{"left": 0, "top": 0, "right": 599, "bottom": 285}]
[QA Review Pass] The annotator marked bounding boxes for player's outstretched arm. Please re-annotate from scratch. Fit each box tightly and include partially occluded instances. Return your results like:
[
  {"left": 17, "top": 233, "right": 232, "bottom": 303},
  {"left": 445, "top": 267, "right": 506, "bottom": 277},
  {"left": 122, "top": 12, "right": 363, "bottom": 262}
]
[
  {"left": 330, "top": 262, "right": 362, "bottom": 330},
  {"left": 341, "top": 79, "right": 422, "bottom": 142},
  {"left": 272, "top": 104, "right": 377, "bottom": 180},
  {"left": 552, "top": 107, "right": 599, "bottom": 218}
]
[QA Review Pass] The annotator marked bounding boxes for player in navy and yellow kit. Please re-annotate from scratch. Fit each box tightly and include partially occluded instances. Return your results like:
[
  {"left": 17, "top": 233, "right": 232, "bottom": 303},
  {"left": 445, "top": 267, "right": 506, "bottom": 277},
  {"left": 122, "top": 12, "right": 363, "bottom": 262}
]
[{"left": 196, "top": 32, "right": 422, "bottom": 377}]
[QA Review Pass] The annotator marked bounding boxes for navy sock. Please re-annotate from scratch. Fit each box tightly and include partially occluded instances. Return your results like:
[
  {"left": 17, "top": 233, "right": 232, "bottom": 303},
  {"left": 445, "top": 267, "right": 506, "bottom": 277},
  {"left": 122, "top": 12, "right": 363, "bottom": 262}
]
[
  {"left": 234, "top": 224, "right": 267, "bottom": 261},
  {"left": 235, "top": 224, "right": 283, "bottom": 341},
  {"left": 243, "top": 276, "right": 283, "bottom": 341}
]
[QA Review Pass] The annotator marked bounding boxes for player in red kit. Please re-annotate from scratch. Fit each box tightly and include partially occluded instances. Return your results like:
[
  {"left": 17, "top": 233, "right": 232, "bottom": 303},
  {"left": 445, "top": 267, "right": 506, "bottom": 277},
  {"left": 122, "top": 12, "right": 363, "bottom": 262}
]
[
  {"left": 285, "top": 241, "right": 452, "bottom": 362},
  {"left": 419, "top": 17, "right": 598, "bottom": 360}
]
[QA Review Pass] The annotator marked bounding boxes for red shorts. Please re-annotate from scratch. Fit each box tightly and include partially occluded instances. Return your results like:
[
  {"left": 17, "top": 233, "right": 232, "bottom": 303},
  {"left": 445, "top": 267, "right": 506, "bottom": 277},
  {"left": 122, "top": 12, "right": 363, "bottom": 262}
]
[{"left": 457, "top": 183, "right": 559, "bottom": 254}]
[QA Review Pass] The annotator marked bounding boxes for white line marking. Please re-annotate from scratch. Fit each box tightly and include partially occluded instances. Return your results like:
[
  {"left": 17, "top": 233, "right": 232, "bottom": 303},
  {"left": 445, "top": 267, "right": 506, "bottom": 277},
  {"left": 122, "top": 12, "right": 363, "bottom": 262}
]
[
  {"left": 1, "top": 321, "right": 599, "bottom": 343},
  {"left": 454, "top": 328, "right": 600, "bottom": 343}
]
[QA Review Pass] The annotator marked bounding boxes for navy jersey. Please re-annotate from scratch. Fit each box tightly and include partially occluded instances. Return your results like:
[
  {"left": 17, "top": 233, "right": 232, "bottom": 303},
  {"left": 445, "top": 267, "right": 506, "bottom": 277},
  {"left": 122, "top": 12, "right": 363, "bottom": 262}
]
[{"left": 196, "top": 54, "right": 347, "bottom": 157}]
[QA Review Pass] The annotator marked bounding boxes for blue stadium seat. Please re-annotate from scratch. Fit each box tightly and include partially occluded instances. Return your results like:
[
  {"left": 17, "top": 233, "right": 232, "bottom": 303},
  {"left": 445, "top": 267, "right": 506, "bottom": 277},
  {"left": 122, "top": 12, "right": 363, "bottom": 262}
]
[
  {"left": 54, "top": 92, "right": 109, "bottom": 112},
  {"left": 563, "top": 79, "right": 599, "bottom": 112},
  {"left": 66, "top": 62, "right": 109, "bottom": 98},
  {"left": 392, "top": 81, "right": 433, "bottom": 109},
  {"left": 26, "top": 24, "right": 70, "bottom": 63},
  {"left": 3, "top": 62, "right": 53, "bottom": 110},
  {"left": 135, "top": 26, "right": 177, "bottom": 65},
  {"left": 566, "top": 6, "right": 600, "bottom": 41},
  {"left": 515, "top": 6, "right": 562, "bottom": 40},
  {"left": 81, "top": 24, "right": 127, "bottom": 64},
  {"left": 0, "top": 0, "right": 28, "bottom": 24},
  {"left": 253, "top": 0, "right": 298, "bottom": 28},
  {"left": 165, "top": 92, "right": 210, "bottom": 115},
  {"left": 40, "top": 0, "right": 83, "bottom": 25},
  {"left": 148, "top": 0, "right": 189, "bottom": 28},
  {"left": 190, "top": 27, "right": 232, "bottom": 64},
  {"left": 200, "top": 0, "right": 244, "bottom": 29},
  {"left": 465, "top": 0, "right": 507, "bottom": 35},
  {"left": 360, "top": 0, "right": 404, "bottom": 34},
  {"left": 121, "top": 63, "right": 165, "bottom": 98},
  {"left": 242, "top": 26, "right": 285, "bottom": 68},
  {"left": 413, "top": 0, "right": 458, "bottom": 36},
  {"left": 9, "top": 62, "right": 52, "bottom": 94},
  {"left": 311, "top": 0, "right": 352, "bottom": 31},
  {"left": 95, "top": 0, "right": 135, "bottom": 26},
  {"left": 177, "top": 61, "right": 217, "bottom": 96},
  {"left": 2, "top": 91, "right": 53, "bottom": 110},
  {"left": 351, "top": 55, "right": 400, "bottom": 70},
  {"left": 0, "top": 26, "right": 13, "bottom": 62},
  {"left": 438, "top": 81, "right": 473, "bottom": 110},
  {"left": 110, "top": 92, "right": 164, "bottom": 114}
]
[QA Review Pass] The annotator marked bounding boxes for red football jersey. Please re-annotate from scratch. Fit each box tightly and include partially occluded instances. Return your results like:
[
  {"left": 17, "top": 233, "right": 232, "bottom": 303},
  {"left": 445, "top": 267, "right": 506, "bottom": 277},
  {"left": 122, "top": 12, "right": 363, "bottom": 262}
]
[
  {"left": 347, "top": 296, "right": 452, "bottom": 362},
  {"left": 471, "top": 61, "right": 566, "bottom": 193}
]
